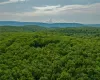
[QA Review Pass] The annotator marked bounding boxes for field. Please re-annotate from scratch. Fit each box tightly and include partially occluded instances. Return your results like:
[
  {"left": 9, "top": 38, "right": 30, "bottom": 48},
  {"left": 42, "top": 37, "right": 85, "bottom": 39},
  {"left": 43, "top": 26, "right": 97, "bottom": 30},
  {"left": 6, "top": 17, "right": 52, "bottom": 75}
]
[{"left": 0, "top": 26, "right": 100, "bottom": 80}]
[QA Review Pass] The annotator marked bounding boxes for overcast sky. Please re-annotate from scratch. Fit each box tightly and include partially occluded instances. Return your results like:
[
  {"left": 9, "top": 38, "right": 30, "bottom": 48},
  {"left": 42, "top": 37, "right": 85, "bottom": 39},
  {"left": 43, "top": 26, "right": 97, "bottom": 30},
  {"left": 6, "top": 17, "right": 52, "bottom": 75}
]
[{"left": 0, "top": 0, "right": 100, "bottom": 24}]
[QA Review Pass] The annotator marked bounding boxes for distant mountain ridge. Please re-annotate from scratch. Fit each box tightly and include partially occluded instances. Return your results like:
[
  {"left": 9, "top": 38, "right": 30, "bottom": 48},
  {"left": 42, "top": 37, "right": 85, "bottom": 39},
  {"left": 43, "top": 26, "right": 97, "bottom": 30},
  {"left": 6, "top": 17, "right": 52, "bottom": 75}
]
[
  {"left": 0, "top": 21, "right": 100, "bottom": 27},
  {"left": 0, "top": 21, "right": 84, "bottom": 27}
]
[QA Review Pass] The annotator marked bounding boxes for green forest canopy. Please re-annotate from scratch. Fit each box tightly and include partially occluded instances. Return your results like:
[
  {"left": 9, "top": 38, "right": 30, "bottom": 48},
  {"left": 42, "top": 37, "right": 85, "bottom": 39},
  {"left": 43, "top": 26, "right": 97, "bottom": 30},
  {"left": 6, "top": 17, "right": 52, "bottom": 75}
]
[{"left": 0, "top": 26, "right": 100, "bottom": 80}]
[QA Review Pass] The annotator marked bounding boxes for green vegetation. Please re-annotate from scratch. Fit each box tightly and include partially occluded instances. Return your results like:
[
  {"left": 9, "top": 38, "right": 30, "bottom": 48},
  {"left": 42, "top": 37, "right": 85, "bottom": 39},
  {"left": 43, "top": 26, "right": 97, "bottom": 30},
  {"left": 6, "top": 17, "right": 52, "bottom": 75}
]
[
  {"left": 0, "top": 26, "right": 100, "bottom": 80},
  {"left": 54, "top": 27, "right": 100, "bottom": 37},
  {"left": 0, "top": 25, "right": 47, "bottom": 32}
]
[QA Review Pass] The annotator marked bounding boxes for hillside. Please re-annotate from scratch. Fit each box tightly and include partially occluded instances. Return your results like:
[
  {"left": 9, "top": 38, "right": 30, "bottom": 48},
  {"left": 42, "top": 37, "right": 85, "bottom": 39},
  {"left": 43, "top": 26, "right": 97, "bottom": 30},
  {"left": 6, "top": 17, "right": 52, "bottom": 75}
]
[
  {"left": 1, "top": 26, "right": 100, "bottom": 37},
  {"left": 0, "top": 25, "right": 47, "bottom": 32}
]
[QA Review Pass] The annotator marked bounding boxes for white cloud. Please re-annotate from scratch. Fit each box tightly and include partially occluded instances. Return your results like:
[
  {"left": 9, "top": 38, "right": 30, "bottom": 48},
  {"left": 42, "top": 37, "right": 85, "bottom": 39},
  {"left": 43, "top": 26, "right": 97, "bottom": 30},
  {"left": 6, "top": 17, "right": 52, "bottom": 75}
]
[
  {"left": 31, "top": 3, "right": 100, "bottom": 16},
  {"left": 1, "top": 3, "right": 99, "bottom": 16},
  {"left": 33, "top": 5, "right": 61, "bottom": 10},
  {"left": 0, "top": 3, "right": 100, "bottom": 23},
  {"left": 0, "top": 0, "right": 26, "bottom": 5}
]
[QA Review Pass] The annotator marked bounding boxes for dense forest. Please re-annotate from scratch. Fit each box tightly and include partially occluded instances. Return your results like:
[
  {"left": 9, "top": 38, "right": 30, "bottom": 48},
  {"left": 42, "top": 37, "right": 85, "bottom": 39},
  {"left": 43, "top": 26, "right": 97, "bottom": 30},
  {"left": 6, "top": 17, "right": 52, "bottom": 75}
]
[{"left": 0, "top": 26, "right": 100, "bottom": 80}]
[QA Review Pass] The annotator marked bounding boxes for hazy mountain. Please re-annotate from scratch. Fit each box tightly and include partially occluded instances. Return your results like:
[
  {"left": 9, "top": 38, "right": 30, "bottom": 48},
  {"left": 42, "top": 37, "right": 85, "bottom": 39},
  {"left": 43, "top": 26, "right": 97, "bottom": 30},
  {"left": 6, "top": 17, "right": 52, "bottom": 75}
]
[
  {"left": 0, "top": 21, "right": 100, "bottom": 27},
  {"left": 0, "top": 21, "right": 85, "bottom": 27}
]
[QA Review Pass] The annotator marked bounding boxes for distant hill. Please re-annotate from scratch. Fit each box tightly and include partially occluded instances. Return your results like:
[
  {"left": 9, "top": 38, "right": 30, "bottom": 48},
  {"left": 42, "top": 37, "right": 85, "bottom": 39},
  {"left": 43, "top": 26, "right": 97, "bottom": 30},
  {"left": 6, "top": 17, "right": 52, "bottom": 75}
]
[
  {"left": 0, "top": 25, "right": 47, "bottom": 32},
  {"left": 0, "top": 21, "right": 100, "bottom": 27},
  {"left": 0, "top": 21, "right": 85, "bottom": 27}
]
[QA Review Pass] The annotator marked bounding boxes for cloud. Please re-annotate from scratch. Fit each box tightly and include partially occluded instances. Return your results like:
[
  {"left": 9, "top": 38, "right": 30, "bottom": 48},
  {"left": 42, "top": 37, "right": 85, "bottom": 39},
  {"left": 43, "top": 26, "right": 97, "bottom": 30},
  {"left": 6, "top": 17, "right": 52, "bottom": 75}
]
[
  {"left": 29, "top": 3, "right": 99, "bottom": 16},
  {"left": 2, "top": 3, "right": 100, "bottom": 16},
  {"left": 1, "top": 3, "right": 100, "bottom": 16},
  {"left": 0, "top": 3, "right": 100, "bottom": 23},
  {"left": 0, "top": 0, "right": 26, "bottom": 5},
  {"left": 33, "top": 5, "right": 61, "bottom": 11}
]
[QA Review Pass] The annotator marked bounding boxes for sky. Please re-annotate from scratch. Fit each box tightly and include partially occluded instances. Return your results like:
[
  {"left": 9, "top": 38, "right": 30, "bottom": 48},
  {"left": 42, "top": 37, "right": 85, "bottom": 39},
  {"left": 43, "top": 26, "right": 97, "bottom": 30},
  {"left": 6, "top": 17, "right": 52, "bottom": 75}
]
[{"left": 0, "top": 0, "right": 100, "bottom": 24}]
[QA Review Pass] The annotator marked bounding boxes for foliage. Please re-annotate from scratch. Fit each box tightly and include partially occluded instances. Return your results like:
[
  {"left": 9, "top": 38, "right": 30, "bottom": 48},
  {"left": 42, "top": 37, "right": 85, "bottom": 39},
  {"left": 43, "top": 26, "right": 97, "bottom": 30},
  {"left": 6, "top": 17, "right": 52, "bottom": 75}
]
[{"left": 0, "top": 26, "right": 100, "bottom": 80}]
